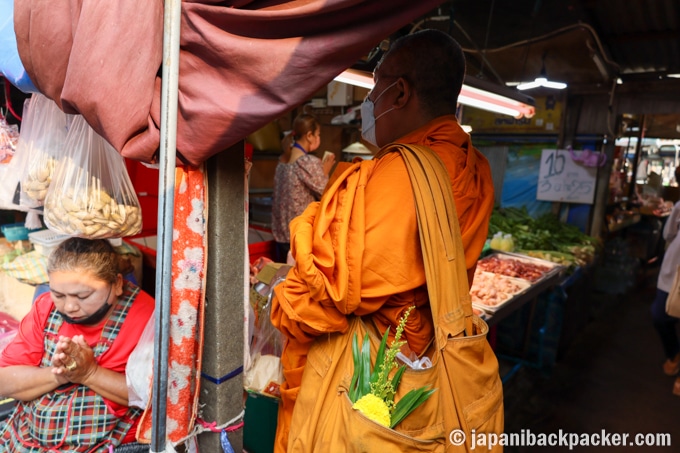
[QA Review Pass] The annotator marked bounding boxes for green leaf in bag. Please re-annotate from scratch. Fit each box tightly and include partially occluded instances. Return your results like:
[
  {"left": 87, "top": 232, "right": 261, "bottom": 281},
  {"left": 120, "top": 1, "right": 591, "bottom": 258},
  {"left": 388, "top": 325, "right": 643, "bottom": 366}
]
[
  {"left": 370, "top": 326, "right": 390, "bottom": 386},
  {"left": 350, "top": 332, "right": 361, "bottom": 403},
  {"left": 351, "top": 306, "right": 437, "bottom": 428},
  {"left": 360, "top": 334, "right": 372, "bottom": 398},
  {"left": 391, "top": 387, "right": 437, "bottom": 428}
]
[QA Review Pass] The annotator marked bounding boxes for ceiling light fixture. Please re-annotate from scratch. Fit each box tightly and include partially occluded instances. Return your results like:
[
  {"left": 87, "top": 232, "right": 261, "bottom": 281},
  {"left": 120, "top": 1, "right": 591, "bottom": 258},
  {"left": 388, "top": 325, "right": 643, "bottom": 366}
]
[
  {"left": 332, "top": 69, "right": 376, "bottom": 89},
  {"left": 591, "top": 52, "right": 610, "bottom": 81},
  {"left": 516, "top": 54, "right": 567, "bottom": 91},
  {"left": 333, "top": 70, "right": 535, "bottom": 119}
]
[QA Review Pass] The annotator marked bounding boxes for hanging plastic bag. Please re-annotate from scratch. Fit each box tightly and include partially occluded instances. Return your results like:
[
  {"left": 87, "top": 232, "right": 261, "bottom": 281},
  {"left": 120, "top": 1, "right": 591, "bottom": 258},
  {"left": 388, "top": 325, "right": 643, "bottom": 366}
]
[
  {"left": 0, "top": 114, "right": 19, "bottom": 163},
  {"left": 43, "top": 115, "right": 142, "bottom": 238},
  {"left": 19, "top": 93, "right": 72, "bottom": 206},
  {"left": 0, "top": 114, "right": 20, "bottom": 210},
  {"left": 244, "top": 262, "right": 290, "bottom": 397},
  {"left": 126, "top": 314, "right": 154, "bottom": 409},
  {"left": 0, "top": 98, "right": 32, "bottom": 211}
]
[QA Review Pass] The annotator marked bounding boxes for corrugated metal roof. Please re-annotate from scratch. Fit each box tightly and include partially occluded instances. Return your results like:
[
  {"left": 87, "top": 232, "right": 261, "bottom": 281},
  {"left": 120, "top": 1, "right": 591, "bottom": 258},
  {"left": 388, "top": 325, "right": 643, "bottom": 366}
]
[
  {"left": 593, "top": 0, "right": 680, "bottom": 76},
  {"left": 385, "top": 0, "right": 680, "bottom": 137},
  {"left": 417, "top": 0, "right": 680, "bottom": 86}
]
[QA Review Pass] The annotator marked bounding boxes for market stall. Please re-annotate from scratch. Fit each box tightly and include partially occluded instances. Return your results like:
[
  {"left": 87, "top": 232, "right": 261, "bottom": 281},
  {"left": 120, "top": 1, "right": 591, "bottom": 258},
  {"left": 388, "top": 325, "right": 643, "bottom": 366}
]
[
  {"left": 471, "top": 251, "right": 564, "bottom": 326},
  {"left": 2, "top": 1, "right": 455, "bottom": 450},
  {"left": 3, "top": 1, "right": 679, "bottom": 451}
]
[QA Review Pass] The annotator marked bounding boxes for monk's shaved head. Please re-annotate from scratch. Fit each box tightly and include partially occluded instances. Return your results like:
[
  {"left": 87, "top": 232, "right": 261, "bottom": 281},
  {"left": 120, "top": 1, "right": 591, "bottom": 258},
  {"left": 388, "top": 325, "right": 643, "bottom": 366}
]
[{"left": 376, "top": 29, "right": 466, "bottom": 117}]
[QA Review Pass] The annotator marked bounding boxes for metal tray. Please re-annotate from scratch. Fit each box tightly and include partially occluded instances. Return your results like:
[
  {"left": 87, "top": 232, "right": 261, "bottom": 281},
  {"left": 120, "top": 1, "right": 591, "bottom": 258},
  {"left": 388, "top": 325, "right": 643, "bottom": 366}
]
[
  {"left": 476, "top": 251, "right": 563, "bottom": 284},
  {"left": 470, "top": 271, "right": 532, "bottom": 313}
]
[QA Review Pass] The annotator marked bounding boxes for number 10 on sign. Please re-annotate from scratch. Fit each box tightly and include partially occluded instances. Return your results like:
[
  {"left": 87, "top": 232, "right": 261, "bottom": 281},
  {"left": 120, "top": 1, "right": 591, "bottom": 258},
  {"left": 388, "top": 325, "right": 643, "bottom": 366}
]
[{"left": 536, "top": 149, "right": 597, "bottom": 204}]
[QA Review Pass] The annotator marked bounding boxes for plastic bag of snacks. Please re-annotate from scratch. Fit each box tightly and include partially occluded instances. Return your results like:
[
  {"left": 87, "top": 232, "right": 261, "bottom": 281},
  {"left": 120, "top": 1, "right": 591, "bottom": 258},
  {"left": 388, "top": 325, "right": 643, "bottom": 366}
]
[
  {"left": 0, "top": 98, "right": 32, "bottom": 210},
  {"left": 19, "top": 93, "right": 72, "bottom": 206},
  {"left": 0, "top": 115, "right": 19, "bottom": 163},
  {"left": 44, "top": 115, "right": 142, "bottom": 238}
]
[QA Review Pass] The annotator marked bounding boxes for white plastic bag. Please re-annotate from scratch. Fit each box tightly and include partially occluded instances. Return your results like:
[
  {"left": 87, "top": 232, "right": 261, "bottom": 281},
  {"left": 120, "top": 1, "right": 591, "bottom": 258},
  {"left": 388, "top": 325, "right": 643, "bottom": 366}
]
[
  {"left": 19, "top": 93, "right": 71, "bottom": 206},
  {"left": 0, "top": 98, "right": 32, "bottom": 210},
  {"left": 0, "top": 115, "right": 19, "bottom": 162},
  {"left": 244, "top": 263, "right": 289, "bottom": 397},
  {"left": 43, "top": 115, "right": 142, "bottom": 238},
  {"left": 126, "top": 314, "right": 154, "bottom": 409}
]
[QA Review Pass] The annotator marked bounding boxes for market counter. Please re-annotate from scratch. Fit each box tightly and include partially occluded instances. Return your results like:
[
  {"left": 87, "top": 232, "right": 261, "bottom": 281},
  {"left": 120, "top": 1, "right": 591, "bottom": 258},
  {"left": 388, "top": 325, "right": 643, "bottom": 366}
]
[
  {"left": 468, "top": 251, "right": 586, "bottom": 383},
  {"left": 471, "top": 251, "right": 566, "bottom": 326}
]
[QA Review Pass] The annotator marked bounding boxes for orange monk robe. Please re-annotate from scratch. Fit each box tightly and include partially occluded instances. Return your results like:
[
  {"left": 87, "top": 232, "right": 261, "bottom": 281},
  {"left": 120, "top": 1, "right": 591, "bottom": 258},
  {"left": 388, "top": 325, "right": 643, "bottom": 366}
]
[{"left": 270, "top": 116, "right": 495, "bottom": 452}]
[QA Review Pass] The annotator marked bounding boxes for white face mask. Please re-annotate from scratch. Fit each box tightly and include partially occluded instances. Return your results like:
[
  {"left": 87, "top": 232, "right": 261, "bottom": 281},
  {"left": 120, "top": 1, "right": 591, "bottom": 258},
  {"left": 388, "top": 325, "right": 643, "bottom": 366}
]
[{"left": 361, "top": 81, "right": 397, "bottom": 147}]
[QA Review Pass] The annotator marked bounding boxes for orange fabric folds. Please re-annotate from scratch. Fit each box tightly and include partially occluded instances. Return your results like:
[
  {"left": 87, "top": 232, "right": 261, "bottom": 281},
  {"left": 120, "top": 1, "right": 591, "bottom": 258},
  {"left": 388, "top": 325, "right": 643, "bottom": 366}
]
[{"left": 287, "top": 145, "right": 503, "bottom": 452}]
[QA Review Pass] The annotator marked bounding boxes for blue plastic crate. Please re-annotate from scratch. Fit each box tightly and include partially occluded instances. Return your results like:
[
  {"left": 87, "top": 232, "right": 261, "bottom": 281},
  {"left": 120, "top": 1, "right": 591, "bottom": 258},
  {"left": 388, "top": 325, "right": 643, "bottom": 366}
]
[{"left": 1, "top": 223, "right": 30, "bottom": 242}]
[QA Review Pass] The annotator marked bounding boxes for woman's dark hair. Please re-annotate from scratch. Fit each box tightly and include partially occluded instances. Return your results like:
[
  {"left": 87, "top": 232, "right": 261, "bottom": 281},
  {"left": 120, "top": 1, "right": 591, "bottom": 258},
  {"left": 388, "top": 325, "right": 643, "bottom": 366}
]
[
  {"left": 291, "top": 113, "right": 320, "bottom": 141},
  {"left": 47, "top": 238, "right": 131, "bottom": 283}
]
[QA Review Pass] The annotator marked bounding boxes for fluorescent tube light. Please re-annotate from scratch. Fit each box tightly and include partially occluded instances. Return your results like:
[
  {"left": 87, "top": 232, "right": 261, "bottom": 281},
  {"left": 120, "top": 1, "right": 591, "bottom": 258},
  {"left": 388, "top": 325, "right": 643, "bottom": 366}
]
[
  {"left": 333, "top": 70, "right": 535, "bottom": 118},
  {"left": 332, "top": 69, "right": 375, "bottom": 89}
]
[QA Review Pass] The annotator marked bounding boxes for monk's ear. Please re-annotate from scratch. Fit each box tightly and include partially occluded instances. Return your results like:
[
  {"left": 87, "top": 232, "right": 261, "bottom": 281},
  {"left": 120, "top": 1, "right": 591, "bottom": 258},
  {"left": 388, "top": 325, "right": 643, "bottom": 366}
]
[{"left": 393, "top": 76, "right": 411, "bottom": 109}]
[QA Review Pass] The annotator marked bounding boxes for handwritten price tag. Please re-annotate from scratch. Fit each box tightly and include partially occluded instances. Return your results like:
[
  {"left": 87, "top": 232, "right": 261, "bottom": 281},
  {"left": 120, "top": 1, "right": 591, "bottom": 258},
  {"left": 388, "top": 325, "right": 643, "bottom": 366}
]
[{"left": 536, "top": 149, "right": 598, "bottom": 204}]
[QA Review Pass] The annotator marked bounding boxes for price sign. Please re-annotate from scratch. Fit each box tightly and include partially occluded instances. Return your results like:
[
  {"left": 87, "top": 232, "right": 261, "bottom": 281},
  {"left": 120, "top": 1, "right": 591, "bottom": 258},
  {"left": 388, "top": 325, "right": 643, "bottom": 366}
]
[{"left": 536, "top": 149, "right": 598, "bottom": 204}]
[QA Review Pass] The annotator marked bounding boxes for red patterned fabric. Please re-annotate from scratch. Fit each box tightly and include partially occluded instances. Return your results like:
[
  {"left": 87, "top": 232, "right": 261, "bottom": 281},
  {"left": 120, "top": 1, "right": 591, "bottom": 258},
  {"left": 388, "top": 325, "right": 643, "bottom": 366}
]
[{"left": 136, "top": 166, "right": 206, "bottom": 444}]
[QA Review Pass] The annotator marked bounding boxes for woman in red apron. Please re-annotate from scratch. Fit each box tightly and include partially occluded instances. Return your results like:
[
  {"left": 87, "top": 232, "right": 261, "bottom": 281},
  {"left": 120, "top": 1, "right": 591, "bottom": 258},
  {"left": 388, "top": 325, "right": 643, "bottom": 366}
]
[{"left": 0, "top": 238, "right": 154, "bottom": 452}]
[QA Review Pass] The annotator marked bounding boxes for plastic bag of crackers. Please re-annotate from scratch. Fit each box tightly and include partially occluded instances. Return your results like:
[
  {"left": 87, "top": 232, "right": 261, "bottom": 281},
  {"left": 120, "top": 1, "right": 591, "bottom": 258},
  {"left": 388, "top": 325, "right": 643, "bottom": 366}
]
[
  {"left": 19, "top": 93, "right": 72, "bottom": 206},
  {"left": 44, "top": 115, "right": 142, "bottom": 239}
]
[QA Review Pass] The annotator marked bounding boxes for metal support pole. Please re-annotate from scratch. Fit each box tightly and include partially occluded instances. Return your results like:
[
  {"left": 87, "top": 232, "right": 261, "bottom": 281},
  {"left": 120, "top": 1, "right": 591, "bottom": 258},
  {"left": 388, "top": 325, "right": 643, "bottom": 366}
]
[
  {"left": 151, "top": 0, "right": 182, "bottom": 451},
  {"left": 590, "top": 135, "right": 617, "bottom": 238},
  {"left": 627, "top": 114, "right": 646, "bottom": 201}
]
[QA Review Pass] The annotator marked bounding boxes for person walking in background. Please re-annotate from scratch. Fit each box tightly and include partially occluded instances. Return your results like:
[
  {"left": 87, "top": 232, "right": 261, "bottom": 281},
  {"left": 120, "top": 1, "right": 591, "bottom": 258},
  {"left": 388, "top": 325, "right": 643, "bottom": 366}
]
[
  {"left": 271, "top": 113, "right": 335, "bottom": 263},
  {"left": 652, "top": 166, "right": 680, "bottom": 395}
]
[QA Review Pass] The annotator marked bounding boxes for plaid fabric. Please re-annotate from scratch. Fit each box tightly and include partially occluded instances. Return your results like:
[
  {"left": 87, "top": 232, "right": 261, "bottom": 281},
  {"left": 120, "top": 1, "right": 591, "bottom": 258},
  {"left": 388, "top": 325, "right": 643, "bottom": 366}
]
[
  {"left": 0, "top": 250, "right": 48, "bottom": 285},
  {"left": 0, "top": 282, "right": 142, "bottom": 453}
]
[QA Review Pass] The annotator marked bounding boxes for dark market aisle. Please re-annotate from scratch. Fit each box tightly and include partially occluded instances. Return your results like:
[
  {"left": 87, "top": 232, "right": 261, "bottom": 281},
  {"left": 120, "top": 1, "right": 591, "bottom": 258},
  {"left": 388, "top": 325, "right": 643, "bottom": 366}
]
[{"left": 500, "top": 265, "right": 680, "bottom": 452}]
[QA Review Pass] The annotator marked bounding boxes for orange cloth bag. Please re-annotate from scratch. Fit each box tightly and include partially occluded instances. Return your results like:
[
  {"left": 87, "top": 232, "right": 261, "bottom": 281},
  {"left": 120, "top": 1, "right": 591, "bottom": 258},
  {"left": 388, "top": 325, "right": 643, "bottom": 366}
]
[{"left": 288, "top": 144, "right": 503, "bottom": 452}]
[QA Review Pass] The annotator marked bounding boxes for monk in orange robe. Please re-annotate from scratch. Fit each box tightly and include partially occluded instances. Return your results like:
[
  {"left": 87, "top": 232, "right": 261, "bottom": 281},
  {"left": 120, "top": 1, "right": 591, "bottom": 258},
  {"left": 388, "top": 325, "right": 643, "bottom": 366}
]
[{"left": 270, "top": 29, "right": 495, "bottom": 452}]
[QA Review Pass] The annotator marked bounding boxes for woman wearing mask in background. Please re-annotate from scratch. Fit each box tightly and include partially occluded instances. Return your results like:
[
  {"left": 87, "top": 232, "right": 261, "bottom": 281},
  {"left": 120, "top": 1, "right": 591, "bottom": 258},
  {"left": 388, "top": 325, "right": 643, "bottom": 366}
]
[
  {"left": 0, "top": 238, "right": 154, "bottom": 452},
  {"left": 271, "top": 113, "right": 335, "bottom": 263}
]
